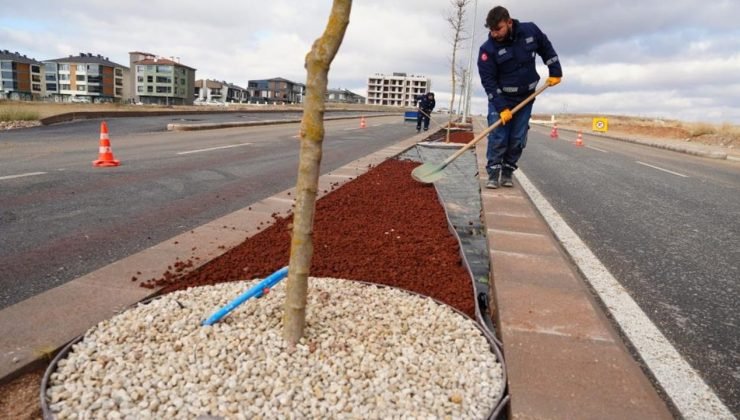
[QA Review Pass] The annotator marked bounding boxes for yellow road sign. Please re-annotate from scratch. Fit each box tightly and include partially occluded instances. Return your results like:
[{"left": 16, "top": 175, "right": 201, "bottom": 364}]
[{"left": 592, "top": 117, "right": 608, "bottom": 132}]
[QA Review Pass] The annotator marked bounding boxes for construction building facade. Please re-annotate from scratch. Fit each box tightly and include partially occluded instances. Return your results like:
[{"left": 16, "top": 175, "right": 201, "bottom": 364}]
[
  {"left": 246, "top": 77, "right": 304, "bottom": 104},
  {"left": 366, "top": 73, "right": 431, "bottom": 107},
  {"left": 0, "top": 50, "right": 45, "bottom": 101}
]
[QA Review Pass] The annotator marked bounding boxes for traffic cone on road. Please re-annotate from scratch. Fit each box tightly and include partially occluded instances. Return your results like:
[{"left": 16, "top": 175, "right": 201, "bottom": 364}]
[
  {"left": 360, "top": 116, "right": 367, "bottom": 129},
  {"left": 575, "top": 130, "right": 584, "bottom": 147},
  {"left": 550, "top": 123, "right": 559, "bottom": 139},
  {"left": 92, "top": 121, "right": 120, "bottom": 167}
]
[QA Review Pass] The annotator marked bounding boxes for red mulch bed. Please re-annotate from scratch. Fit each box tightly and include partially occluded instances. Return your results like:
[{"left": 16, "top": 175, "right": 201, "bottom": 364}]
[
  {"left": 153, "top": 159, "right": 475, "bottom": 318},
  {"left": 425, "top": 129, "right": 474, "bottom": 144}
]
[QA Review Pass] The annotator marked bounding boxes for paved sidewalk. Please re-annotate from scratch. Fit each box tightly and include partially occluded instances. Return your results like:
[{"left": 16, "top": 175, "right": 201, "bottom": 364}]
[{"left": 475, "top": 125, "right": 674, "bottom": 418}]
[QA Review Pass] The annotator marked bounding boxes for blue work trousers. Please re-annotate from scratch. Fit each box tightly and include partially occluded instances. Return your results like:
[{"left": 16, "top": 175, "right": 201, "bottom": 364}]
[{"left": 486, "top": 101, "right": 533, "bottom": 178}]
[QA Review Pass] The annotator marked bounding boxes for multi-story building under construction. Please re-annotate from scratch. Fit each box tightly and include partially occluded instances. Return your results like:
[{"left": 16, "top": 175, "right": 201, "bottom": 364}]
[{"left": 365, "top": 72, "right": 431, "bottom": 107}]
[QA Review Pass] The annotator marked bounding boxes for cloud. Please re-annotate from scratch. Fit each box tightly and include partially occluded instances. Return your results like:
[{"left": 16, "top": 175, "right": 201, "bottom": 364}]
[{"left": 2, "top": 0, "right": 739, "bottom": 122}]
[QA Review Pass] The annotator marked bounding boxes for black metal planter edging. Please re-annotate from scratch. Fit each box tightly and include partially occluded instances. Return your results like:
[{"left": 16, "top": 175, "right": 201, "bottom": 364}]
[
  {"left": 40, "top": 281, "right": 506, "bottom": 419},
  {"left": 428, "top": 158, "right": 509, "bottom": 419}
]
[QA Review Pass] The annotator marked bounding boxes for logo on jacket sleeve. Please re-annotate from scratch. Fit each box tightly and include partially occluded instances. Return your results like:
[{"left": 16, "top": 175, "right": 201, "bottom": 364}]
[{"left": 481, "top": 52, "right": 488, "bottom": 61}]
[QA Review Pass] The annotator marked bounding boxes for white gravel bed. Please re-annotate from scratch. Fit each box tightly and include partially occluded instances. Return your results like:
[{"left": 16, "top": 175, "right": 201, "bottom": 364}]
[{"left": 46, "top": 277, "right": 504, "bottom": 419}]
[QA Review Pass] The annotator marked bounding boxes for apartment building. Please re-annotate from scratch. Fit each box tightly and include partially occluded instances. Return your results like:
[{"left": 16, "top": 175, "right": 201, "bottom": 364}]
[
  {"left": 366, "top": 72, "right": 431, "bottom": 107},
  {"left": 44, "top": 53, "right": 129, "bottom": 103},
  {"left": 0, "top": 50, "right": 44, "bottom": 100},
  {"left": 326, "top": 88, "right": 365, "bottom": 104},
  {"left": 195, "top": 79, "right": 248, "bottom": 104},
  {"left": 129, "top": 52, "right": 195, "bottom": 105},
  {"left": 246, "top": 77, "right": 304, "bottom": 104}
]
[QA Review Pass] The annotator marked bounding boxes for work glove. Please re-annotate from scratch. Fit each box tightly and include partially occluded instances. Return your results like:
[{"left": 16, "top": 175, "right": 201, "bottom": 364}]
[
  {"left": 499, "top": 109, "right": 513, "bottom": 125},
  {"left": 547, "top": 77, "right": 561, "bottom": 86}
]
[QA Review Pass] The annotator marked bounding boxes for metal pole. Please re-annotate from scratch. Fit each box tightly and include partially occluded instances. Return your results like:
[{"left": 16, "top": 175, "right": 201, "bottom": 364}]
[{"left": 463, "top": 0, "right": 478, "bottom": 121}]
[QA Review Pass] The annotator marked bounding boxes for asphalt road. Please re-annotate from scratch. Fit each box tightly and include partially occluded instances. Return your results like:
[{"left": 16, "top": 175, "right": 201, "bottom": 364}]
[
  {"left": 0, "top": 114, "right": 414, "bottom": 309},
  {"left": 520, "top": 126, "right": 740, "bottom": 414}
]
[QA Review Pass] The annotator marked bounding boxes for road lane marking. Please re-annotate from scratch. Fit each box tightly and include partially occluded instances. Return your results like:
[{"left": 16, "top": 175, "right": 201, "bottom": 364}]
[
  {"left": 176, "top": 143, "right": 252, "bottom": 155},
  {"left": 586, "top": 145, "right": 608, "bottom": 153},
  {"left": 515, "top": 169, "right": 733, "bottom": 419},
  {"left": 636, "top": 161, "right": 688, "bottom": 177},
  {"left": 0, "top": 171, "right": 47, "bottom": 181}
]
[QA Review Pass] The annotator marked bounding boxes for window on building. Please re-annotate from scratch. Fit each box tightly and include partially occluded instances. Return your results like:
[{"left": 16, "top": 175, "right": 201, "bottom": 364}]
[
  {"left": 156, "top": 65, "right": 172, "bottom": 73},
  {"left": 88, "top": 85, "right": 101, "bottom": 93},
  {"left": 32, "top": 84, "right": 41, "bottom": 92},
  {"left": 31, "top": 65, "right": 40, "bottom": 73},
  {"left": 60, "top": 83, "right": 70, "bottom": 90},
  {"left": 147, "top": 75, "right": 153, "bottom": 83},
  {"left": 146, "top": 65, "right": 154, "bottom": 71},
  {"left": 46, "top": 83, "right": 57, "bottom": 91},
  {"left": 155, "top": 76, "right": 172, "bottom": 84},
  {"left": 59, "top": 74, "right": 69, "bottom": 81},
  {"left": 0, "top": 62, "right": 12, "bottom": 70},
  {"left": 87, "top": 76, "right": 101, "bottom": 84},
  {"left": 137, "top": 65, "right": 145, "bottom": 73},
  {"left": 2, "top": 81, "right": 15, "bottom": 89},
  {"left": 156, "top": 86, "right": 171, "bottom": 93},
  {"left": 45, "top": 74, "right": 56, "bottom": 81},
  {"left": 77, "top": 85, "right": 86, "bottom": 91},
  {"left": 147, "top": 86, "right": 153, "bottom": 93},
  {"left": 58, "top": 64, "right": 69, "bottom": 71},
  {"left": 115, "top": 68, "right": 122, "bottom": 76},
  {"left": 1, "top": 71, "right": 12, "bottom": 79},
  {"left": 138, "top": 86, "right": 144, "bottom": 93},
  {"left": 76, "top": 64, "right": 85, "bottom": 72},
  {"left": 115, "top": 87, "right": 122, "bottom": 96},
  {"left": 76, "top": 75, "right": 85, "bottom": 81},
  {"left": 137, "top": 76, "right": 144, "bottom": 83}
]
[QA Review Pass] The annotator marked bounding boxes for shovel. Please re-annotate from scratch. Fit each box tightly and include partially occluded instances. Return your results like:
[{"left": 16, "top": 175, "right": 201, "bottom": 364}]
[{"left": 411, "top": 83, "right": 549, "bottom": 183}]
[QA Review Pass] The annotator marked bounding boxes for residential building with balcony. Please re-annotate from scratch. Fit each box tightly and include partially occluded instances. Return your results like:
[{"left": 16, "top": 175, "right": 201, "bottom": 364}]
[
  {"left": 366, "top": 72, "right": 431, "bottom": 107},
  {"left": 195, "top": 79, "right": 248, "bottom": 104},
  {"left": 0, "top": 50, "right": 45, "bottom": 100},
  {"left": 44, "top": 53, "right": 129, "bottom": 103},
  {"left": 326, "top": 88, "right": 365, "bottom": 104},
  {"left": 246, "top": 77, "right": 304, "bottom": 104},
  {"left": 43, "top": 53, "right": 129, "bottom": 103},
  {"left": 129, "top": 51, "right": 196, "bottom": 105}
]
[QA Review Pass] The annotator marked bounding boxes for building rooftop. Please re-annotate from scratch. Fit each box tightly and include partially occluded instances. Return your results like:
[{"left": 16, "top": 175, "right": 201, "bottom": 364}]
[
  {"left": 135, "top": 57, "right": 196, "bottom": 71},
  {"left": 0, "top": 50, "right": 43, "bottom": 65},
  {"left": 46, "top": 53, "right": 128, "bottom": 68}
]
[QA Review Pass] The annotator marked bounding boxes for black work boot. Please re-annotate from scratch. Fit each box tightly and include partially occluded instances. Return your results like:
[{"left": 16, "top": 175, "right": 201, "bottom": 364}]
[
  {"left": 501, "top": 166, "right": 514, "bottom": 187},
  {"left": 486, "top": 166, "right": 501, "bottom": 189}
]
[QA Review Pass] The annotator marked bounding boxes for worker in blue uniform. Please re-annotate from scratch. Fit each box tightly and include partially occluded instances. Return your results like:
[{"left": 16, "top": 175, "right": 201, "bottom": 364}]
[
  {"left": 477, "top": 6, "right": 562, "bottom": 188},
  {"left": 416, "top": 92, "right": 436, "bottom": 132}
]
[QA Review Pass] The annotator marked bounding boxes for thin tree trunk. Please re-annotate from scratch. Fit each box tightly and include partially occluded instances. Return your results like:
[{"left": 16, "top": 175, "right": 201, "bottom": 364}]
[{"left": 283, "top": 0, "right": 352, "bottom": 346}]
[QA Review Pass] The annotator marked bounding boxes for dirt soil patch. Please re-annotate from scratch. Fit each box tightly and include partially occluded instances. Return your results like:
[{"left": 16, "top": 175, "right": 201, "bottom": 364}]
[
  {"left": 155, "top": 158, "right": 476, "bottom": 318},
  {"left": 424, "top": 129, "right": 474, "bottom": 144},
  {"left": 0, "top": 366, "right": 44, "bottom": 420}
]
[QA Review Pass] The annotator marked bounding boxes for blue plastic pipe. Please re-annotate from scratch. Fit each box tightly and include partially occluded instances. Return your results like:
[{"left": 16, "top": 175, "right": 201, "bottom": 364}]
[{"left": 201, "top": 266, "right": 289, "bottom": 326}]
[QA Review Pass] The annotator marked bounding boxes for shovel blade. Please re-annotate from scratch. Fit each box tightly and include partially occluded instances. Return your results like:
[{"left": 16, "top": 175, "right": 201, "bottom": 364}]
[{"left": 411, "top": 162, "right": 446, "bottom": 183}]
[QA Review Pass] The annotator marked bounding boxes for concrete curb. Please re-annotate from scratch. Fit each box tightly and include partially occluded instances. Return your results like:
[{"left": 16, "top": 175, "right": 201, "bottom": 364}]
[
  {"left": 39, "top": 109, "right": 398, "bottom": 126},
  {"left": 0, "top": 129, "right": 426, "bottom": 385},
  {"left": 533, "top": 123, "right": 732, "bottom": 160},
  {"left": 166, "top": 114, "right": 397, "bottom": 131}
]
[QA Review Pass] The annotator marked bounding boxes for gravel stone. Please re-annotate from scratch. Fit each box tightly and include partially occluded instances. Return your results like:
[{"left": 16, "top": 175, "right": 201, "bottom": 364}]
[{"left": 47, "top": 277, "right": 503, "bottom": 418}]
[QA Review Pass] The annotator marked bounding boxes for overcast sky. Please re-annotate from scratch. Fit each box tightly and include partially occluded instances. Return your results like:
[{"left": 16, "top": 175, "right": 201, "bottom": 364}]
[{"left": 2, "top": 0, "right": 739, "bottom": 123}]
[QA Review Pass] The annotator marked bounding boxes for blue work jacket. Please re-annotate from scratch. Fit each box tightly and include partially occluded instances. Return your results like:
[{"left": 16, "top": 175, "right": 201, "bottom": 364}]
[{"left": 477, "top": 19, "right": 562, "bottom": 113}]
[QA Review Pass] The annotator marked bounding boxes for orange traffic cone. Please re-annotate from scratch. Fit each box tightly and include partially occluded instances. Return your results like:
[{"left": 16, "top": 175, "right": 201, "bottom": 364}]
[
  {"left": 360, "top": 116, "right": 367, "bottom": 129},
  {"left": 550, "top": 123, "right": 559, "bottom": 139},
  {"left": 92, "top": 121, "right": 120, "bottom": 167},
  {"left": 575, "top": 130, "right": 584, "bottom": 147}
]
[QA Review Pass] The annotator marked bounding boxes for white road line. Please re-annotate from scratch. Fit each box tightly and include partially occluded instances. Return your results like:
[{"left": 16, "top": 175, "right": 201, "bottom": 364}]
[
  {"left": 176, "top": 143, "right": 252, "bottom": 155},
  {"left": 0, "top": 171, "right": 47, "bottom": 181},
  {"left": 586, "top": 145, "right": 608, "bottom": 153},
  {"left": 515, "top": 169, "right": 733, "bottom": 419},
  {"left": 636, "top": 161, "right": 689, "bottom": 178}
]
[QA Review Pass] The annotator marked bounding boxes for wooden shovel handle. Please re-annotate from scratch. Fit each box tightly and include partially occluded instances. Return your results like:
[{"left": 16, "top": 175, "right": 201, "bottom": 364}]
[{"left": 441, "top": 83, "right": 550, "bottom": 166}]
